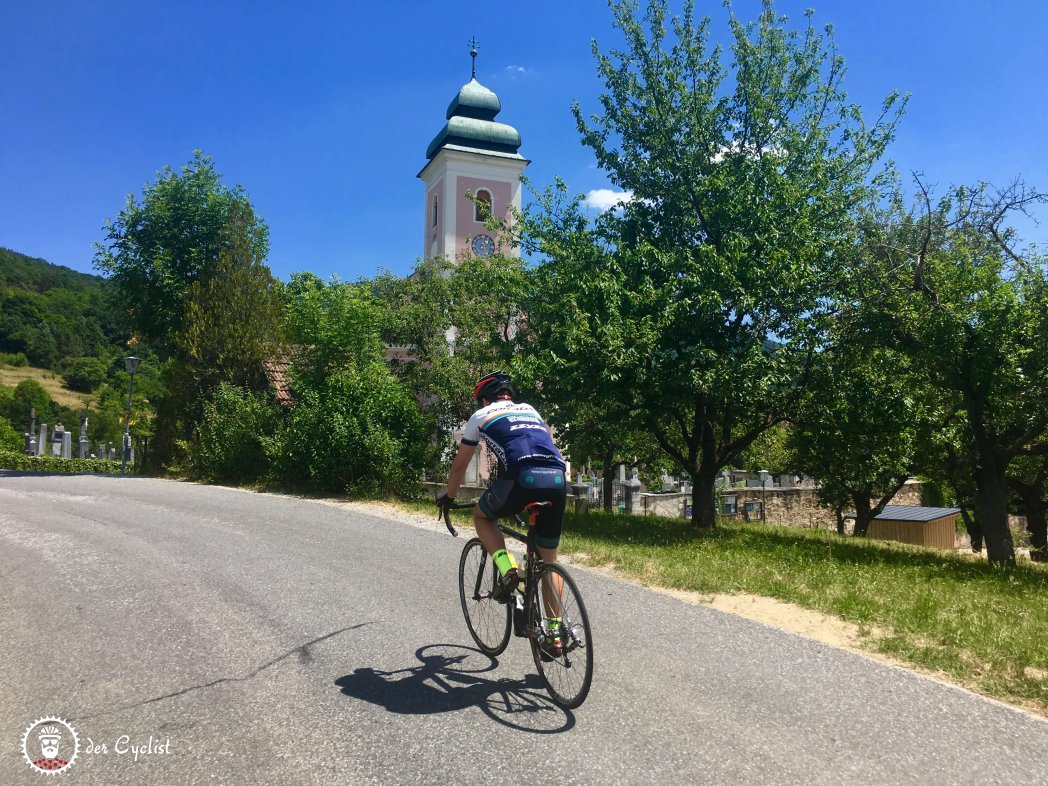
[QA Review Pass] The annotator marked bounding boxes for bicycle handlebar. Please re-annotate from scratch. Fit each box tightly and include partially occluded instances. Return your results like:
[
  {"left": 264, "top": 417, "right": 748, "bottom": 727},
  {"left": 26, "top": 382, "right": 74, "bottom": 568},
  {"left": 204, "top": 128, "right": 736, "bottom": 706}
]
[{"left": 436, "top": 497, "right": 476, "bottom": 538}]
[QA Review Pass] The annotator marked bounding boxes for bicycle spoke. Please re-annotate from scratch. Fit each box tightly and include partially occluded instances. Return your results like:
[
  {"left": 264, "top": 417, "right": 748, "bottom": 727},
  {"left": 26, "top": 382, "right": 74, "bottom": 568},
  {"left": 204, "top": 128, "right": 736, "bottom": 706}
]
[
  {"left": 530, "top": 563, "right": 593, "bottom": 709},
  {"left": 459, "top": 538, "right": 512, "bottom": 655}
]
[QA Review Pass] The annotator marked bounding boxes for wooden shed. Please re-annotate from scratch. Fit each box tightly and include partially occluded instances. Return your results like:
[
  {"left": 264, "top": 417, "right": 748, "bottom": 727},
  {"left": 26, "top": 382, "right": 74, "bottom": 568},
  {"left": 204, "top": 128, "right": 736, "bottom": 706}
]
[{"left": 866, "top": 505, "right": 961, "bottom": 550}]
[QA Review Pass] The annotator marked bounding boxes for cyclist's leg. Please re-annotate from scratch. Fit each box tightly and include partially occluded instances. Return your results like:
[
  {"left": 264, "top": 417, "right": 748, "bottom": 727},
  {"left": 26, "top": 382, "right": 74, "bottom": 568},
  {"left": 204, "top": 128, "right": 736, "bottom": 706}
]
[
  {"left": 473, "top": 504, "right": 507, "bottom": 556},
  {"left": 476, "top": 478, "right": 522, "bottom": 577},
  {"left": 533, "top": 489, "right": 567, "bottom": 618}
]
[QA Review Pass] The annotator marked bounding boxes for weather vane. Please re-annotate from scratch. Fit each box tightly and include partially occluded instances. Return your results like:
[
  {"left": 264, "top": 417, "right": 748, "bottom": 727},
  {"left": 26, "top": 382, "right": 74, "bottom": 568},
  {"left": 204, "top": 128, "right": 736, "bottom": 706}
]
[{"left": 469, "top": 36, "right": 479, "bottom": 79}]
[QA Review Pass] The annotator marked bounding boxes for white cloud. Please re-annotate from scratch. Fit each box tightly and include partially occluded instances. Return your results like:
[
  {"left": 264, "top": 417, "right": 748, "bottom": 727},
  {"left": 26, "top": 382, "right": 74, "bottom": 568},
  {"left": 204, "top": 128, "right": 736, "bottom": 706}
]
[
  {"left": 583, "top": 188, "right": 634, "bottom": 212},
  {"left": 504, "top": 65, "right": 527, "bottom": 75}
]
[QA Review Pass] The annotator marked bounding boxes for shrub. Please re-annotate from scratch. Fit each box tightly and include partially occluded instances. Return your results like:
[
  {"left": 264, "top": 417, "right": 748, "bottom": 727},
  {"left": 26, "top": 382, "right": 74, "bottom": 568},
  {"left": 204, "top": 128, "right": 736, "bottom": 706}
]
[
  {"left": 0, "top": 419, "right": 23, "bottom": 451},
  {"left": 61, "top": 355, "right": 110, "bottom": 392},
  {"left": 0, "top": 351, "right": 29, "bottom": 367},
  {"left": 273, "top": 362, "right": 435, "bottom": 496},
  {"left": 189, "top": 383, "right": 281, "bottom": 483},
  {"left": 0, "top": 450, "right": 121, "bottom": 473},
  {"left": 11, "top": 379, "right": 55, "bottom": 423}
]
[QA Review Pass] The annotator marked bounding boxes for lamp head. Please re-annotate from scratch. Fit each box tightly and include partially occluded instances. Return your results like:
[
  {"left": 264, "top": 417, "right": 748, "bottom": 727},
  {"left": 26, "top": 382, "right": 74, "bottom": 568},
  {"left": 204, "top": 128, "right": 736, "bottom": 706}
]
[{"left": 126, "top": 356, "right": 141, "bottom": 375}]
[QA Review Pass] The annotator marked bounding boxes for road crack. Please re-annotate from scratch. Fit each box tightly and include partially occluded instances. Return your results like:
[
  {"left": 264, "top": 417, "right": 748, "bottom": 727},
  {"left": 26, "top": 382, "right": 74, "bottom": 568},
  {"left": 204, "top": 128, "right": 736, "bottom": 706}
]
[{"left": 70, "top": 622, "right": 376, "bottom": 721}]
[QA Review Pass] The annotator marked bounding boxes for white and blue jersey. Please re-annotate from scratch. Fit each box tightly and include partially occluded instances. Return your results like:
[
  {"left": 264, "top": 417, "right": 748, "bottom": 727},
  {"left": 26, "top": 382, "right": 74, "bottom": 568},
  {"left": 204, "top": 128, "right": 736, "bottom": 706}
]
[{"left": 461, "top": 400, "right": 566, "bottom": 474}]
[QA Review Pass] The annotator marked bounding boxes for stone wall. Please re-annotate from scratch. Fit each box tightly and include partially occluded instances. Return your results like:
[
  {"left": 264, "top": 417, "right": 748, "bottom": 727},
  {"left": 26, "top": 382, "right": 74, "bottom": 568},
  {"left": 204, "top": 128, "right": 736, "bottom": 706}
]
[{"left": 728, "top": 480, "right": 924, "bottom": 531}]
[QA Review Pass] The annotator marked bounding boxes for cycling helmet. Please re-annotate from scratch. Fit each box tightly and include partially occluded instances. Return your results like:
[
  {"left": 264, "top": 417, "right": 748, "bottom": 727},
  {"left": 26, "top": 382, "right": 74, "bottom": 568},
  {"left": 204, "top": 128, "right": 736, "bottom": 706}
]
[{"left": 473, "top": 371, "right": 515, "bottom": 405}]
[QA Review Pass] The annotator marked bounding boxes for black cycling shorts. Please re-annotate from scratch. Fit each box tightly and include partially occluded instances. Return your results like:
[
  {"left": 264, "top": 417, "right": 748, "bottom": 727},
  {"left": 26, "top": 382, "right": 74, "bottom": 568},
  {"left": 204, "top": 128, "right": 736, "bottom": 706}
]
[{"left": 477, "top": 465, "right": 567, "bottom": 549}]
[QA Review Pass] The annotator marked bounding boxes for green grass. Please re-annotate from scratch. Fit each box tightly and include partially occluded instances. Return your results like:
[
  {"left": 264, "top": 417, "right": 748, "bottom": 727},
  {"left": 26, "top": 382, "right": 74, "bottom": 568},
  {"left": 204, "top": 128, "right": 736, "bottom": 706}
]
[
  {"left": 405, "top": 497, "right": 1048, "bottom": 714},
  {"left": 558, "top": 510, "right": 1048, "bottom": 713}
]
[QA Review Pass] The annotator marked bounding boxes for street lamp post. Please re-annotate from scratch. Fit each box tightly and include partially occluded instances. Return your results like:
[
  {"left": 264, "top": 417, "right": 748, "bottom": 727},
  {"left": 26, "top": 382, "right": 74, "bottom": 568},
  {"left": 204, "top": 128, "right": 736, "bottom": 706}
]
[
  {"left": 121, "top": 356, "right": 140, "bottom": 474},
  {"left": 759, "top": 469, "right": 770, "bottom": 522}
]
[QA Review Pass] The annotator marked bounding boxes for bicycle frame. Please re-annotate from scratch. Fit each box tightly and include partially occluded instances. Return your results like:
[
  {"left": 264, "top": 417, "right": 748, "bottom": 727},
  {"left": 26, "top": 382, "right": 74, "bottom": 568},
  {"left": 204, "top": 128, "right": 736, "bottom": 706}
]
[
  {"left": 442, "top": 501, "right": 569, "bottom": 647},
  {"left": 441, "top": 496, "right": 593, "bottom": 709}
]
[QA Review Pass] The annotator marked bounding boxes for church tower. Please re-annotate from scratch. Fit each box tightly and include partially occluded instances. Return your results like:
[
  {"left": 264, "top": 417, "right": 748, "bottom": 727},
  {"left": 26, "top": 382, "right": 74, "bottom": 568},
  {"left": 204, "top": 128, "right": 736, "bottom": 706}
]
[{"left": 418, "top": 42, "right": 527, "bottom": 261}]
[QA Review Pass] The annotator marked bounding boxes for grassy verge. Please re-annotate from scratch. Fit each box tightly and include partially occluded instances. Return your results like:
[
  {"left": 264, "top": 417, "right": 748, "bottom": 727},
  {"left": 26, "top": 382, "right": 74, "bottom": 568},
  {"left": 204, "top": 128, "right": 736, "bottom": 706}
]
[
  {"left": 560, "top": 509, "right": 1048, "bottom": 713},
  {"left": 404, "top": 497, "right": 1048, "bottom": 713}
]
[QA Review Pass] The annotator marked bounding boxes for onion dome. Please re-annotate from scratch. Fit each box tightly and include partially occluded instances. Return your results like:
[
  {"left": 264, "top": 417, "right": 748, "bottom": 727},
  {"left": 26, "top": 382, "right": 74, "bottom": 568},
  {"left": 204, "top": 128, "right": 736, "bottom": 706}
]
[{"left": 425, "top": 78, "right": 523, "bottom": 160}]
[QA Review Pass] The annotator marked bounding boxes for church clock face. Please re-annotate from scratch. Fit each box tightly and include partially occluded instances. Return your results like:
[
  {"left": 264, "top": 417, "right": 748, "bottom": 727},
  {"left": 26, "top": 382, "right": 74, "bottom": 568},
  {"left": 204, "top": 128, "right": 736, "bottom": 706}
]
[{"left": 471, "top": 234, "right": 495, "bottom": 257}]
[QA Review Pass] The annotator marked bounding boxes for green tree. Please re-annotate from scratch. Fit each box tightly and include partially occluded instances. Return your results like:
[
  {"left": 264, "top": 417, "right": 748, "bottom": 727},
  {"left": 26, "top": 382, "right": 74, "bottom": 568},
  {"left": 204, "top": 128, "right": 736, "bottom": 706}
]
[
  {"left": 278, "top": 275, "right": 436, "bottom": 494},
  {"left": 176, "top": 201, "right": 283, "bottom": 396},
  {"left": 371, "top": 254, "right": 529, "bottom": 447},
  {"left": 94, "top": 151, "right": 269, "bottom": 348},
  {"left": 143, "top": 201, "right": 281, "bottom": 472},
  {"left": 1008, "top": 454, "right": 1048, "bottom": 562},
  {"left": 787, "top": 348, "right": 932, "bottom": 536},
  {"left": 0, "top": 417, "right": 22, "bottom": 451},
  {"left": 863, "top": 180, "right": 1048, "bottom": 566},
  {"left": 60, "top": 355, "right": 110, "bottom": 393},
  {"left": 11, "top": 379, "right": 55, "bottom": 425},
  {"left": 190, "top": 383, "right": 281, "bottom": 483},
  {"left": 522, "top": 0, "right": 904, "bottom": 527}
]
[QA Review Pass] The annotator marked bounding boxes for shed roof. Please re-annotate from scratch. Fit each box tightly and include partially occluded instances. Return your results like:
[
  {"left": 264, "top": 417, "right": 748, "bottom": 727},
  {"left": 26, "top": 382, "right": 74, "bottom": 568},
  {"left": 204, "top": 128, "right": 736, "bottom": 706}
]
[{"left": 874, "top": 505, "right": 962, "bottom": 522}]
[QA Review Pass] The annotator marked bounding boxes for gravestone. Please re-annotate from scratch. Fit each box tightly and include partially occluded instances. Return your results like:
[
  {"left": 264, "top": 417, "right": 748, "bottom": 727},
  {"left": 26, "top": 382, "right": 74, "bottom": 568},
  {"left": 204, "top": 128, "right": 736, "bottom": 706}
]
[
  {"left": 78, "top": 414, "right": 89, "bottom": 459},
  {"left": 62, "top": 432, "right": 72, "bottom": 459},
  {"left": 38, "top": 424, "right": 48, "bottom": 456},
  {"left": 51, "top": 425, "right": 65, "bottom": 457}
]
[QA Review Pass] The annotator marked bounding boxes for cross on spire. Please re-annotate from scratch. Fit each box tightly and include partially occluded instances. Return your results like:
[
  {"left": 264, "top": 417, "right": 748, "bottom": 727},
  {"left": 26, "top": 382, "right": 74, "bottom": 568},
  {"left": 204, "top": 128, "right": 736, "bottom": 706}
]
[{"left": 469, "top": 37, "right": 479, "bottom": 79}]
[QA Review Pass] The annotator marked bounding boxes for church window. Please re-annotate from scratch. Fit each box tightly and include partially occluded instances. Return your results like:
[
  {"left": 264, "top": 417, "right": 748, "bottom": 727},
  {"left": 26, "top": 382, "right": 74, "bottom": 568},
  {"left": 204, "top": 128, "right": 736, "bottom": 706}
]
[{"left": 474, "top": 189, "right": 492, "bottom": 222}]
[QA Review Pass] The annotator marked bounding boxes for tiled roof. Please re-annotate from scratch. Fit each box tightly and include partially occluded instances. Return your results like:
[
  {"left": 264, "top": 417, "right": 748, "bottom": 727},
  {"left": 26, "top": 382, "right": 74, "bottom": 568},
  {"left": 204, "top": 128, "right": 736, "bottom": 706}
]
[{"left": 262, "top": 346, "right": 302, "bottom": 407}]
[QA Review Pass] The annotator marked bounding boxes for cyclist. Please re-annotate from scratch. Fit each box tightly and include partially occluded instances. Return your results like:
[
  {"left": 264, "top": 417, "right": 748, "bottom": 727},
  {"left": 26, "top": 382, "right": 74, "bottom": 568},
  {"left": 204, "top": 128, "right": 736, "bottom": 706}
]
[{"left": 436, "top": 371, "right": 567, "bottom": 652}]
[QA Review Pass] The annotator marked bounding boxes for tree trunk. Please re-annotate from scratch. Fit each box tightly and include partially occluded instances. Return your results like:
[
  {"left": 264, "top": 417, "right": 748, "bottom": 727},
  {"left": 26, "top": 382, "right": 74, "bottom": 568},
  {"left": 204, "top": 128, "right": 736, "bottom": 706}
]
[
  {"left": 834, "top": 505, "right": 846, "bottom": 536},
  {"left": 959, "top": 508, "right": 983, "bottom": 552},
  {"left": 1015, "top": 486, "right": 1048, "bottom": 563},
  {"left": 690, "top": 469, "right": 718, "bottom": 529},
  {"left": 602, "top": 455, "right": 616, "bottom": 512},
  {"left": 852, "top": 492, "right": 874, "bottom": 537},
  {"left": 975, "top": 461, "right": 1016, "bottom": 567}
]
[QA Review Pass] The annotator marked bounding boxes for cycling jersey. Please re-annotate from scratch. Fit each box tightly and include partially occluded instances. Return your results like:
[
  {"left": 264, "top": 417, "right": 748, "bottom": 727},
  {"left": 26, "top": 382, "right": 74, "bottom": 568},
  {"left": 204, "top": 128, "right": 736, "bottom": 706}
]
[{"left": 461, "top": 400, "right": 566, "bottom": 474}]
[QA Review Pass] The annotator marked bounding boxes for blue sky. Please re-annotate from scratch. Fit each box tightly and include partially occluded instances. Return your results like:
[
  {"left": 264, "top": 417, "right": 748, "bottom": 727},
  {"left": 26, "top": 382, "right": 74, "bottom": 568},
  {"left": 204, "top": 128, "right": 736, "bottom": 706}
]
[{"left": 2, "top": 0, "right": 1046, "bottom": 283}]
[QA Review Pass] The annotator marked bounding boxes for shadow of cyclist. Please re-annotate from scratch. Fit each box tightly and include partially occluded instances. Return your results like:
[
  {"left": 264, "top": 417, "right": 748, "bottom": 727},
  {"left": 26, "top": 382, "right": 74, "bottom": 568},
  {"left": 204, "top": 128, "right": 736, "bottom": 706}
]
[{"left": 334, "top": 643, "right": 574, "bottom": 733}]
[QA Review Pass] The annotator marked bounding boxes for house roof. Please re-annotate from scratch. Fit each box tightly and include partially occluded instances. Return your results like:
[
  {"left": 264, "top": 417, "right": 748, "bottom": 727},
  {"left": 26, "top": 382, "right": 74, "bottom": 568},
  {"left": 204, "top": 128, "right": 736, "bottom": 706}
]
[
  {"left": 874, "top": 505, "right": 962, "bottom": 522},
  {"left": 262, "top": 348, "right": 298, "bottom": 407}
]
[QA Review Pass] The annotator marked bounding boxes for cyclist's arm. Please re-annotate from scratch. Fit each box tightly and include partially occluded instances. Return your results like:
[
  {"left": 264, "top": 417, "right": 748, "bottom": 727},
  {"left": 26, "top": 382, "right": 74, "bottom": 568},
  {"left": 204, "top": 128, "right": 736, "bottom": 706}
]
[{"left": 445, "top": 441, "right": 476, "bottom": 499}]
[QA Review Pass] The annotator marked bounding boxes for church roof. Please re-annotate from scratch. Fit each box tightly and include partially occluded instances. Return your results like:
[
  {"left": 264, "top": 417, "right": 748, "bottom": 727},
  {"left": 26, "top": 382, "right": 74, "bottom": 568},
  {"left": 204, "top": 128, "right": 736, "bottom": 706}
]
[
  {"left": 446, "top": 78, "right": 500, "bottom": 120},
  {"left": 426, "top": 77, "right": 522, "bottom": 160}
]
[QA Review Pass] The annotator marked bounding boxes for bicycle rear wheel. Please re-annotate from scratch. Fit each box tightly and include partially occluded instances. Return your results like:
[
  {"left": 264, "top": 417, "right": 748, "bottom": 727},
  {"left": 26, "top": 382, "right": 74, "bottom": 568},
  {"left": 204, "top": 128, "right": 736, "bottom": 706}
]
[
  {"left": 529, "top": 563, "right": 594, "bottom": 709},
  {"left": 458, "top": 537, "right": 512, "bottom": 655}
]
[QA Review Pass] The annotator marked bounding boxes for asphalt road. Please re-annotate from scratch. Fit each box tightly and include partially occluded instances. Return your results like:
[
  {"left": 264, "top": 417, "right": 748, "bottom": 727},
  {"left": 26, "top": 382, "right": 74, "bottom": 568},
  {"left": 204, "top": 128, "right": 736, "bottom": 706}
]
[{"left": 2, "top": 472, "right": 1047, "bottom": 785}]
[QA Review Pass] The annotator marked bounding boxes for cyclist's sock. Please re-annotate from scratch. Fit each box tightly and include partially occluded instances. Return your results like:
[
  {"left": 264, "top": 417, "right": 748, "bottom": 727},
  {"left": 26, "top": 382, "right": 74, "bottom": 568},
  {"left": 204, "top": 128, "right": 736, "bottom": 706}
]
[
  {"left": 545, "top": 617, "right": 563, "bottom": 654},
  {"left": 492, "top": 548, "right": 518, "bottom": 578}
]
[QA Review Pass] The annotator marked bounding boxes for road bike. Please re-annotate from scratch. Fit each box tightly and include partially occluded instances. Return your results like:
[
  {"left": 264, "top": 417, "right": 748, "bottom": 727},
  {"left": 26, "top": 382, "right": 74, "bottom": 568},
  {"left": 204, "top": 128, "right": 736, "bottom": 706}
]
[{"left": 441, "top": 499, "right": 594, "bottom": 709}]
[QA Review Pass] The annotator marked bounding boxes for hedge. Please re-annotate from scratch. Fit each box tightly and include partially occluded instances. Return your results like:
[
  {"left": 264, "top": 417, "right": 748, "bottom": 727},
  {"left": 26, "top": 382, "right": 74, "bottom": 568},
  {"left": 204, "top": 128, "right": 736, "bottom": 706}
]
[{"left": 0, "top": 451, "right": 123, "bottom": 474}]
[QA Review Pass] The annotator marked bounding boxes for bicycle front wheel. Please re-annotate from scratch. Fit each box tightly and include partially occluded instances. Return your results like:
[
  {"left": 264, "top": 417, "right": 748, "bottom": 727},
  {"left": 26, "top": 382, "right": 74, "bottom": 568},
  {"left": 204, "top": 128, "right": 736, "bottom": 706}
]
[
  {"left": 458, "top": 537, "right": 512, "bottom": 655},
  {"left": 529, "top": 563, "right": 594, "bottom": 709}
]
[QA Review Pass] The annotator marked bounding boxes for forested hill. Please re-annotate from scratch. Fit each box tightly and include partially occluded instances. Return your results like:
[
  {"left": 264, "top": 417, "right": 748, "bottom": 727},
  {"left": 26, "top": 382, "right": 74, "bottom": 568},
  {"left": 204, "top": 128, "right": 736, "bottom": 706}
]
[
  {"left": 0, "top": 246, "right": 126, "bottom": 369},
  {"left": 0, "top": 247, "right": 103, "bottom": 293}
]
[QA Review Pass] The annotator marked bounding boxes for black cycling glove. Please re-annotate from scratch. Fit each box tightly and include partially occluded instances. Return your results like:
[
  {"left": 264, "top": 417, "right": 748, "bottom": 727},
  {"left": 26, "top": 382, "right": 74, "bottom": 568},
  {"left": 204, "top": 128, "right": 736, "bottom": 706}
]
[{"left": 435, "top": 491, "right": 455, "bottom": 513}]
